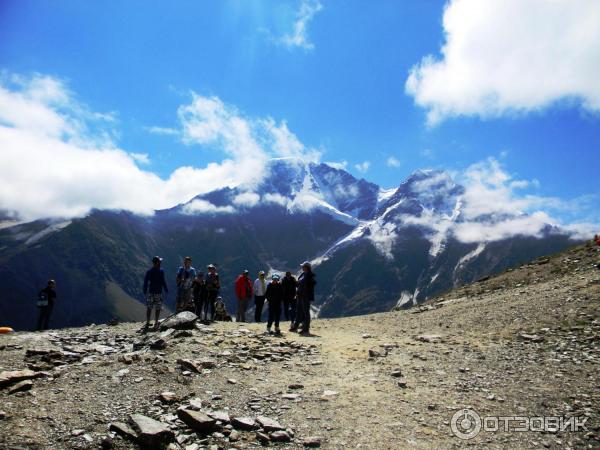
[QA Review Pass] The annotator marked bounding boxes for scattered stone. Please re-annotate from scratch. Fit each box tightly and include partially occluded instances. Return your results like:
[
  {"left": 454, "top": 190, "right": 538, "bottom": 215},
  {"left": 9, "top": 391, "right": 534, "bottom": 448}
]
[
  {"left": 229, "top": 429, "right": 240, "bottom": 441},
  {"left": 128, "top": 414, "right": 175, "bottom": 449},
  {"left": 415, "top": 334, "right": 442, "bottom": 343},
  {"left": 518, "top": 333, "right": 545, "bottom": 343},
  {"left": 0, "top": 410, "right": 7, "bottom": 420},
  {"left": 368, "top": 347, "right": 387, "bottom": 358},
  {"left": 177, "top": 409, "right": 217, "bottom": 433},
  {"left": 256, "top": 416, "right": 285, "bottom": 432},
  {"left": 109, "top": 422, "right": 137, "bottom": 441},
  {"left": 322, "top": 390, "right": 338, "bottom": 397},
  {"left": 199, "top": 358, "right": 217, "bottom": 369},
  {"left": 177, "top": 359, "right": 201, "bottom": 373},
  {"left": 149, "top": 338, "right": 167, "bottom": 350},
  {"left": 160, "top": 311, "right": 198, "bottom": 330},
  {"left": 159, "top": 392, "right": 179, "bottom": 404},
  {"left": 390, "top": 370, "right": 402, "bottom": 378},
  {"left": 397, "top": 381, "right": 407, "bottom": 389},
  {"left": 231, "top": 416, "right": 256, "bottom": 430},
  {"left": 303, "top": 436, "right": 322, "bottom": 447},
  {"left": 227, "top": 378, "right": 237, "bottom": 384},
  {"left": 270, "top": 430, "right": 291, "bottom": 442},
  {"left": 288, "top": 383, "right": 304, "bottom": 390},
  {"left": 256, "top": 431, "right": 271, "bottom": 443},
  {"left": 282, "top": 393, "right": 300, "bottom": 400},
  {"left": 8, "top": 379, "right": 33, "bottom": 394},
  {"left": 71, "top": 429, "right": 85, "bottom": 436}
]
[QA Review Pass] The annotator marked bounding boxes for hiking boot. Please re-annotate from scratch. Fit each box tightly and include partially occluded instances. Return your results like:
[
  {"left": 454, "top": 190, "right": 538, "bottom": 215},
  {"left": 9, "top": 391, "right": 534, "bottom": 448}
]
[
  {"left": 289, "top": 326, "right": 298, "bottom": 332},
  {"left": 266, "top": 327, "right": 272, "bottom": 335},
  {"left": 274, "top": 328, "right": 282, "bottom": 336},
  {"left": 299, "top": 330, "right": 310, "bottom": 336}
]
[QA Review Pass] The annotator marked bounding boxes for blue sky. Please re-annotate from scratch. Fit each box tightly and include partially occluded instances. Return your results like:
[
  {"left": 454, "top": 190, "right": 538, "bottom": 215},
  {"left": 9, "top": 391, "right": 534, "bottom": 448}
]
[{"left": 0, "top": 0, "right": 599, "bottom": 229}]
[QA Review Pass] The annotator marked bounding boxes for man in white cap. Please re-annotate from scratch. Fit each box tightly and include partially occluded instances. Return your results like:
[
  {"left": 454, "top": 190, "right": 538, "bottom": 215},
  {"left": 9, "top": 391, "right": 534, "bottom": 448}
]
[{"left": 253, "top": 270, "right": 267, "bottom": 322}]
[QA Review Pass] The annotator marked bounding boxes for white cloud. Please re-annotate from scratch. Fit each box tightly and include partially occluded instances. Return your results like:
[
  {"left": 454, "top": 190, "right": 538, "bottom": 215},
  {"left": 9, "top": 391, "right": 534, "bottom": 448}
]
[
  {"left": 354, "top": 161, "right": 371, "bottom": 173},
  {"left": 145, "top": 126, "right": 178, "bottom": 136},
  {"left": 325, "top": 160, "right": 348, "bottom": 170},
  {"left": 386, "top": 156, "right": 401, "bottom": 168},
  {"left": 0, "top": 73, "right": 320, "bottom": 221},
  {"left": 405, "top": 0, "right": 600, "bottom": 124},
  {"left": 182, "top": 199, "right": 235, "bottom": 215},
  {"left": 232, "top": 192, "right": 260, "bottom": 208},
  {"left": 367, "top": 221, "right": 398, "bottom": 259},
  {"left": 279, "top": 0, "right": 323, "bottom": 51},
  {"left": 262, "top": 193, "right": 290, "bottom": 207},
  {"left": 130, "top": 153, "right": 150, "bottom": 165}
]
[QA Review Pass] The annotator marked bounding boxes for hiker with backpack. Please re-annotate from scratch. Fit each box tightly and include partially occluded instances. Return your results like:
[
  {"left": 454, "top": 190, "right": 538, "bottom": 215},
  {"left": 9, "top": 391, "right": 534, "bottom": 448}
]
[
  {"left": 193, "top": 271, "right": 209, "bottom": 320},
  {"left": 234, "top": 269, "right": 253, "bottom": 322},
  {"left": 205, "top": 264, "right": 220, "bottom": 321},
  {"left": 265, "top": 274, "right": 284, "bottom": 335},
  {"left": 282, "top": 271, "right": 298, "bottom": 322},
  {"left": 36, "top": 279, "right": 56, "bottom": 331},
  {"left": 253, "top": 270, "right": 267, "bottom": 322},
  {"left": 290, "top": 261, "right": 316, "bottom": 336},
  {"left": 143, "top": 256, "right": 169, "bottom": 331},
  {"left": 176, "top": 256, "right": 196, "bottom": 313}
]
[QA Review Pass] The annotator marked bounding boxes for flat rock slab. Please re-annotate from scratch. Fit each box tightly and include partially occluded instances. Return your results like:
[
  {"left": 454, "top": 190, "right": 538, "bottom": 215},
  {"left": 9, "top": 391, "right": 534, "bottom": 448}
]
[
  {"left": 128, "top": 414, "right": 174, "bottom": 449},
  {"left": 256, "top": 416, "right": 284, "bottom": 432},
  {"left": 159, "top": 392, "right": 179, "bottom": 404},
  {"left": 8, "top": 379, "right": 33, "bottom": 394},
  {"left": 160, "top": 311, "right": 198, "bottom": 330},
  {"left": 207, "top": 410, "right": 230, "bottom": 424},
  {"left": 177, "top": 409, "right": 216, "bottom": 432},
  {"left": 109, "top": 422, "right": 137, "bottom": 441},
  {"left": 0, "top": 369, "right": 44, "bottom": 388},
  {"left": 231, "top": 416, "right": 256, "bottom": 430}
]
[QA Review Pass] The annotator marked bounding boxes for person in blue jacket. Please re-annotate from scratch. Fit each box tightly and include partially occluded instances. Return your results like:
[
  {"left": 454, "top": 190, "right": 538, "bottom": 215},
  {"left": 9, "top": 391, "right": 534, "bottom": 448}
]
[{"left": 143, "top": 256, "right": 169, "bottom": 331}]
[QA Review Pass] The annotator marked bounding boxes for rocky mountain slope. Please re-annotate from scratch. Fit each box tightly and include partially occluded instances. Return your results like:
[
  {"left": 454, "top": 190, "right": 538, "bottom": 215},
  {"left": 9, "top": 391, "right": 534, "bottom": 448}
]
[
  {"left": 0, "top": 158, "right": 581, "bottom": 330},
  {"left": 1, "top": 241, "right": 598, "bottom": 449}
]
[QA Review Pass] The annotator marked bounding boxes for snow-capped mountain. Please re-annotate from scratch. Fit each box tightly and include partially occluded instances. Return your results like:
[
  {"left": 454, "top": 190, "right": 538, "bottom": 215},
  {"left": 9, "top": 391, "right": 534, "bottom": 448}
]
[{"left": 0, "top": 158, "right": 577, "bottom": 330}]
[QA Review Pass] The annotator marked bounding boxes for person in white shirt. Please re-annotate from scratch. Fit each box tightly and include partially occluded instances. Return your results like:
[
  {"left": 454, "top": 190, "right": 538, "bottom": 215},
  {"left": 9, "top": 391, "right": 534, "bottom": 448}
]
[{"left": 253, "top": 271, "right": 267, "bottom": 322}]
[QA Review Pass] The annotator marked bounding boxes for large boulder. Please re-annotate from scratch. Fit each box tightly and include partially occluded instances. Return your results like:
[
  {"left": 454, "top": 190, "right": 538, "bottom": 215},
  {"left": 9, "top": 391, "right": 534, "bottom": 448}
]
[{"left": 160, "top": 311, "right": 197, "bottom": 330}]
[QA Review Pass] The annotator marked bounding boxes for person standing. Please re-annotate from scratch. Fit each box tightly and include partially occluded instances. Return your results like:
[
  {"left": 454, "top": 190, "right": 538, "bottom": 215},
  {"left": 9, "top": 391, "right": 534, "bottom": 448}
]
[
  {"left": 281, "top": 271, "right": 298, "bottom": 322},
  {"left": 143, "top": 256, "right": 168, "bottom": 331},
  {"left": 205, "top": 264, "right": 220, "bottom": 321},
  {"left": 176, "top": 257, "right": 196, "bottom": 313},
  {"left": 36, "top": 279, "right": 57, "bottom": 331},
  {"left": 253, "top": 271, "right": 267, "bottom": 322},
  {"left": 234, "top": 269, "right": 253, "bottom": 322},
  {"left": 193, "top": 272, "right": 208, "bottom": 320},
  {"left": 290, "top": 261, "right": 316, "bottom": 336},
  {"left": 265, "top": 274, "right": 284, "bottom": 335}
]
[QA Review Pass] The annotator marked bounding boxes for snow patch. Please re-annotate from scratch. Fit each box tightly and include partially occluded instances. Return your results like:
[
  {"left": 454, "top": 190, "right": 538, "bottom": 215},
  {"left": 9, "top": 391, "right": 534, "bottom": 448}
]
[{"left": 25, "top": 221, "right": 72, "bottom": 245}]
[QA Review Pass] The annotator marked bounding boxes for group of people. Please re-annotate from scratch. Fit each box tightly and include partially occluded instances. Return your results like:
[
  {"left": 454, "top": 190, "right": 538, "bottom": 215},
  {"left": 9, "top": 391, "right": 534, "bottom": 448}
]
[{"left": 142, "top": 256, "right": 316, "bottom": 335}]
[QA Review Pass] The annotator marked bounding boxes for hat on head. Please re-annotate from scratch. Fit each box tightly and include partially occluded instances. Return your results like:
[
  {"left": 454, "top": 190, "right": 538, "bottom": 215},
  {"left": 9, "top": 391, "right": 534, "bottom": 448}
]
[
  {"left": 184, "top": 256, "right": 192, "bottom": 261},
  {"left": 259, "top": 270, "right": 265, "bottom": 276},
  {"left": 152, "top": 256, "right": 163, "bottom": 263},
  {"left": 207, "top": 264, "right": 216, "bottom": 269},
  {"left": 243, "top": 269, "right": 249, "bottom": 274},
  {"left": 271, "top": 274, "right": 280, "bottom": 281},
  {"left": 300, "top": 261, "right": 312, "bottom": 269}
]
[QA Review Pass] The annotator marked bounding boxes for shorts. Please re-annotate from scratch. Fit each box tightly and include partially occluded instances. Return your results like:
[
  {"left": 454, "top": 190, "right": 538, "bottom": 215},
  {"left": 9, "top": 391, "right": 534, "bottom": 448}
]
[{"left": 145, "top": 293, "right": 163, "bottom": 310}]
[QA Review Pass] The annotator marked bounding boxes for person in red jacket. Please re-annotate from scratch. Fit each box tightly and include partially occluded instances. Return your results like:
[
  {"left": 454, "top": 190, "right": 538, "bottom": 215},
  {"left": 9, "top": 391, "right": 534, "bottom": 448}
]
[{"left": 234, "top": 269, "right": 253, "bottom": 322}]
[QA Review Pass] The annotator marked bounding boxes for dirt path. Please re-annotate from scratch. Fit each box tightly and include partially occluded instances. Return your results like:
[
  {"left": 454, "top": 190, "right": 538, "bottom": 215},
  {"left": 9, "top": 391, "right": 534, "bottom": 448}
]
[{"left": 1, "top": 244, "right": 599, "bottom": 449}]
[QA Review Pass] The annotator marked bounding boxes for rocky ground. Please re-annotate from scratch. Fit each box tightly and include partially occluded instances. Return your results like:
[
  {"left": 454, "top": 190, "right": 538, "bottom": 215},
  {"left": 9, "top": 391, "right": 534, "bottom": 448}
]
[{"left": 1, "top": 242, "right": 599, "bottom": 450}]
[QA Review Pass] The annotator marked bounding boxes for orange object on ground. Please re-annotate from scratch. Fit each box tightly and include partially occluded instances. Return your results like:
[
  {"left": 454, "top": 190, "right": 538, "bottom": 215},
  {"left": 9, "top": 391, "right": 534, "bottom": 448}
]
[{"left": 0, "top": 327, "right": 14, "bottom": 334}]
